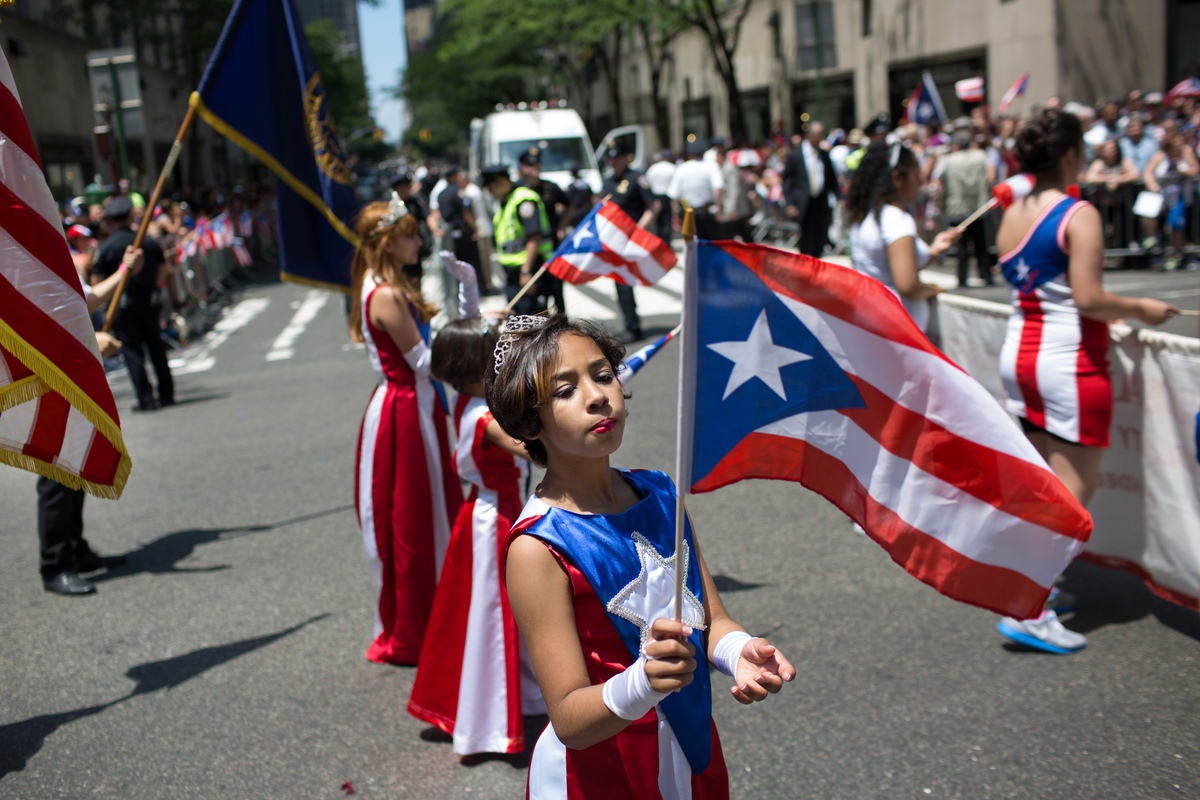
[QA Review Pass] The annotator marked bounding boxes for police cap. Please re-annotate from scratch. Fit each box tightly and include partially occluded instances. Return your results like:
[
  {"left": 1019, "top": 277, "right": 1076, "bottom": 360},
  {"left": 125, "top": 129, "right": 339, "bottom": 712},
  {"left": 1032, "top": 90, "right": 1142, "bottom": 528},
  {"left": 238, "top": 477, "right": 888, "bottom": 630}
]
[
  {"left": 103, "top": 195, "right": 134, "bottom": 220},
  {"left": 389, "top": 171, "right": 411, "bottom": 188},
  {"left": 518, "top": 147, "right": 542, "bottom": 166},
  {"left": 605, "top": 140, "right": 634, "bottom": 160},
  {"left": 863, "top": 113, "right": 891, "bottom": 136},
  {"left": 480, "top": 165, "right": 511, "bottom": 186}
]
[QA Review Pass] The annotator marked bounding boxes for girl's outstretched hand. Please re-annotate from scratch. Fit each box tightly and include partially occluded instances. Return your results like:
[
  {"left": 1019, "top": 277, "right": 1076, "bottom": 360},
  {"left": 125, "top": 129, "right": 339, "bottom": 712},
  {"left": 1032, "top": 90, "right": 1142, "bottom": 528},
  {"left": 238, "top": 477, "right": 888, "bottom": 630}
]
[{"left": 730, "top": 639, "right": 795, "bottom": 704}]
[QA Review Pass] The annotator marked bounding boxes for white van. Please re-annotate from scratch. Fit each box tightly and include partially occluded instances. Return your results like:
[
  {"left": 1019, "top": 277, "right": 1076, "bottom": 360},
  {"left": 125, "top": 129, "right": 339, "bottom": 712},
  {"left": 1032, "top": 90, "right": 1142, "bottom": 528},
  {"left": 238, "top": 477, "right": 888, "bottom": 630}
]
[{"left": 470, "top": 104, "right": 602, "bottom": 193}]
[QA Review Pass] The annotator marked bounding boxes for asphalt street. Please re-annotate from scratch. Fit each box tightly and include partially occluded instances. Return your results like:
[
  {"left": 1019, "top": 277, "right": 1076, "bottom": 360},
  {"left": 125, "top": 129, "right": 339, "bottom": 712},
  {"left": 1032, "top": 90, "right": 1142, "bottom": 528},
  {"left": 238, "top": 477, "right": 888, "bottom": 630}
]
[{"left": 1, "top": 266, "right": 1197, "bottom": 800}]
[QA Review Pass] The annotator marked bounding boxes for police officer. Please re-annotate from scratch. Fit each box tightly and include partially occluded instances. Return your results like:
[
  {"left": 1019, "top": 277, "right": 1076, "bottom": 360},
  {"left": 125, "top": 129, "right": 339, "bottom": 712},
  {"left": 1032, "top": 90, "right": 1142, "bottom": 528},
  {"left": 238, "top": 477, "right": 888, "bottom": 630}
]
[
  {"left": 481, "top": 165, "right": 555, "bottom": 315},
  {"left": 390, "top": 171, "right": 434, "bottom": 282},
  {"left": 93, "top": 195, "right": 174, "bottom": 411},
  {"left": 516, "top": 147, "right": 568, "bottom": 313},
  {"left": 602, "top": 140, "right": 660, "bottom": 342}
]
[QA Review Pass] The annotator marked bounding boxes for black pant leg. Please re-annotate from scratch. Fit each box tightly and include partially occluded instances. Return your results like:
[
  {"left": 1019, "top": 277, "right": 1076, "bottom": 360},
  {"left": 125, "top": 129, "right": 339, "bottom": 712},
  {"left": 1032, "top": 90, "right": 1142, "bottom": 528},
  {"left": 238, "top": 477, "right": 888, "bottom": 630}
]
[
  {"left": 615, "top": 283, "right": 640, "bottom": 334},
  {"left": 139, "top": 309, "right": 174, "bottom": 405},
  {"left": 115, "top": 312, "right": 156, "bottom": 410},
  {"left": 968, "top": 218, "right": 993, "bottom": 282},
  {"left": 37, "top": 477, "right": 86, "bottom": 579},
  {"left": 799, "top": 201, "right": 830, "bottom": 257}
]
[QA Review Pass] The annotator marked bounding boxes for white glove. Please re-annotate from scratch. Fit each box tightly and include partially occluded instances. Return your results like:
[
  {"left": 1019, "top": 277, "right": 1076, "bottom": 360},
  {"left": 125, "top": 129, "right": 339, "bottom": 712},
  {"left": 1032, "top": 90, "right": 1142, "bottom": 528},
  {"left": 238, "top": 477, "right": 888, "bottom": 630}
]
[
  {"left": 440, "top": 250, "right": 479, "bottom": 320},
  {"left": 402, "top": 340, "right": 431, "bottom": 379},
  {"left": 712, "top": 631, "right": 754, "bottom": 678},
  {"left": 601, "top": 655, "right": 671, "bottom": 721}
]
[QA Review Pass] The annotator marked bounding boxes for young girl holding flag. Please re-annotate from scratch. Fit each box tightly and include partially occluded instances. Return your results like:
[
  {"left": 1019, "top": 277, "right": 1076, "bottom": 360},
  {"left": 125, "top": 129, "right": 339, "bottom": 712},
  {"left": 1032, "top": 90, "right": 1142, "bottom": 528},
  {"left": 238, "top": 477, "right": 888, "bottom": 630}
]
[
  {"left": 488, "top": 314, "right": 794, "bottom": 798},
  {"left": 407, "top": 255, "right": 546, "bottom": 755}
]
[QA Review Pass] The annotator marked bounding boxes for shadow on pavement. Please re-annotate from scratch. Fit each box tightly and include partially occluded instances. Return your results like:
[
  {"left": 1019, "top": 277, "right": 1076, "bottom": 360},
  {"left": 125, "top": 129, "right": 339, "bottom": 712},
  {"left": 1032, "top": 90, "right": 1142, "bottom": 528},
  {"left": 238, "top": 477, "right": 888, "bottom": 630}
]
[
  {"left": 156, "top": 392, "right": 231, "bottom": 408},
  {"left": 1062, "top": 560, "right": 1200, "bottom": 642},
  {"left": 711, "top": 574, "right": 767, "bottom": 593},
  {"left": 457, "top": 714, "right": 549, "bottom": 769},
  {"left": 90, "top": 504, "right": 355, "bottom": 583},
  {"left": 0, "top": 614, "right": 329, "bottom": 778}
]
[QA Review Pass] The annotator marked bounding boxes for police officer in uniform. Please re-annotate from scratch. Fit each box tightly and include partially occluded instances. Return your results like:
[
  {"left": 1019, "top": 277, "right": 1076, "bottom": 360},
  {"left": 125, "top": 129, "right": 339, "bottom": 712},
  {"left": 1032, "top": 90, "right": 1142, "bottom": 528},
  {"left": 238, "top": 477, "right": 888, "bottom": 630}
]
[
  {"left": 481, "top": 165, "right": 555, "bottom": 315},
  {"left": 93, "top": 195, "right": 174, "bottom": 411},
  {"left": 602, "top": 140, "right": 661, "bottom": 342},
  {"left": 516, "top": 148, "right": 569, "bottom": 313}
]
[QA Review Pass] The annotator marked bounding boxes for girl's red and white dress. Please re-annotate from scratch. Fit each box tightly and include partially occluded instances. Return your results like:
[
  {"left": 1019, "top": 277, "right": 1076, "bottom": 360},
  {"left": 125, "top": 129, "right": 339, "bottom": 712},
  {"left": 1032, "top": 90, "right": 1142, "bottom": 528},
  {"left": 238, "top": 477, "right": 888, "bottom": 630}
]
[
  {"left": 354, "top": 273, "right": 462, "bottom": 664},
  {"left": 408, "top": 394, "right": 544, "bottom": 754},
  {"left": 504, "top": 469, "right": 730, "bottom": 800},
  {"left": 998, "top": 195, "right": 1111, "bottom": 447}
]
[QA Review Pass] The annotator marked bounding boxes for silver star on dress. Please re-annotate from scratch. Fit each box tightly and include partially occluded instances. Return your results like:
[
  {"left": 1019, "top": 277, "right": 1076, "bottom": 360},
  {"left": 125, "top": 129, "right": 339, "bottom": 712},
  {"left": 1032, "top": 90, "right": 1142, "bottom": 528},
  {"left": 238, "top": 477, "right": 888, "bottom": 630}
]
[{"left": 607, "top": 532, "right": 706, "bottom": 654}]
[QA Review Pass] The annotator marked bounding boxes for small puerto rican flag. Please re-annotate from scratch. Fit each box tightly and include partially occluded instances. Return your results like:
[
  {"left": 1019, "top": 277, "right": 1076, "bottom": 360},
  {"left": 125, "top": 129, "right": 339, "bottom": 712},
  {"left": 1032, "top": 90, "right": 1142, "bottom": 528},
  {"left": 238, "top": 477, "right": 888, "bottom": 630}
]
[
  {"left": 955, "top": 76, "right": 986, "bottom": 103},
  {"left": 998, "top": 73, "right": 1030, "bottom": 113},
  {"left": 616, "top": 324, "right": 680, "bottom": 385},
  {"left": 546, "top": 200, "right": 677, "bottom": 286}
]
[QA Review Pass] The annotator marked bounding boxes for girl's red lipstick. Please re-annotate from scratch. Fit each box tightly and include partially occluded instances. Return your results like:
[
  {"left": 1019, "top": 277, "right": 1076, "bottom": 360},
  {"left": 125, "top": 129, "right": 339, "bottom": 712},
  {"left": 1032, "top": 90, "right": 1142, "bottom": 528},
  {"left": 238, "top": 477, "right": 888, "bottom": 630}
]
[{"left": 590, "top": 418, "right": 616, "bottom": 434}]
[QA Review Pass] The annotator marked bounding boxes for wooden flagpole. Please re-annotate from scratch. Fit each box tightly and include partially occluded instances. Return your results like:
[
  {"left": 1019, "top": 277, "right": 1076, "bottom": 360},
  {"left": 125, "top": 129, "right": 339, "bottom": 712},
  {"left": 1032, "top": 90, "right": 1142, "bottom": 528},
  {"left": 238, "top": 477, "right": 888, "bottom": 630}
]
[
  {"left": 952, "top": 198, "right": 997, "bottom": 234},
  {"left": 673, "top": 207, "right": 696, "bottom": 622},
  {"left": 103, "top": 105, "right": 198, "bottom": 333}
]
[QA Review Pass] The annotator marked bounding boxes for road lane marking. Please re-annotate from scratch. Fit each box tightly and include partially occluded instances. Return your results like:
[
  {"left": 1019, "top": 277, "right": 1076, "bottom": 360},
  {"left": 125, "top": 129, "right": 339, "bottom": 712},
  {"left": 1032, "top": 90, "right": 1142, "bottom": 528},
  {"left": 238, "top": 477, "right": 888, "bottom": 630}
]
[
  {"left": 173, "top": 297, "right": 271, "bottom": 374},
  {"left": 266, "top": 290, "right": 329, "bottom": 361}
]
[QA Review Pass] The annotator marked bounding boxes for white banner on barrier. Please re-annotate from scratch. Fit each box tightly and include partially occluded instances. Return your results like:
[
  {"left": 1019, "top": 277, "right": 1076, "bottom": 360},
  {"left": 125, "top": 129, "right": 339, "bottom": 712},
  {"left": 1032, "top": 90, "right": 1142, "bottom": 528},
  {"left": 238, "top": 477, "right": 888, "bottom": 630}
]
[{"left": 935, "top": 293, "right": 1200, "bottom": 608}]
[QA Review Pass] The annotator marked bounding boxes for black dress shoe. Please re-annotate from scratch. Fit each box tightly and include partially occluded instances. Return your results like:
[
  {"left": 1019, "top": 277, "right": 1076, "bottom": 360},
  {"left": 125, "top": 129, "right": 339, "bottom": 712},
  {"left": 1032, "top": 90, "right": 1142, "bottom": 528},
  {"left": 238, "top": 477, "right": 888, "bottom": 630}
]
[
  {"left": 43, "top": 571, "right": 97, "bottom": 595},
  {"left": 77, "top": 551, "right": 128, "bottom": 573}
]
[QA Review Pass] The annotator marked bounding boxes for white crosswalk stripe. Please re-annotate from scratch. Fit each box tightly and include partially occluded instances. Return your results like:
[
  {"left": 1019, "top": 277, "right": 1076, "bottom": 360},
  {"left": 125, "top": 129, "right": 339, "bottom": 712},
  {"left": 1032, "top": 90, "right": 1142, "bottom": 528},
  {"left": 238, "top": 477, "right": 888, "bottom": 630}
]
[
  {"left": 173, "top": 297, "right": 271, "bottom": 375},
  {"left": 266, "top": 290, "right": 329, "bottom": 361}
]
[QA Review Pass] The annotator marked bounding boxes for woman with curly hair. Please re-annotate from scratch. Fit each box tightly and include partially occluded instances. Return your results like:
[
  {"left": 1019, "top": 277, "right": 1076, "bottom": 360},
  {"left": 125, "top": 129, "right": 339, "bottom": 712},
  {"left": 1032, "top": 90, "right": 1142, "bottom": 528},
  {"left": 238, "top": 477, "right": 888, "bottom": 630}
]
[
  {"left": 350, "top": 194, "right": 463, "bottom": 665},
  {"left": 846, "top": 140, "right": 960, "bottom": 331}
]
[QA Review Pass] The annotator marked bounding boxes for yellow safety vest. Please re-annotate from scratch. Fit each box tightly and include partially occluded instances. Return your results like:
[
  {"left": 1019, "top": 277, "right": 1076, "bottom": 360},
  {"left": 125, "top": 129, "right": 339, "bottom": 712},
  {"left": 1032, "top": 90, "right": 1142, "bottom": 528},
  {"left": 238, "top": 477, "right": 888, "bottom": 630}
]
[{"left": 494, "top": 186, "right": 554, "bottom": 268}]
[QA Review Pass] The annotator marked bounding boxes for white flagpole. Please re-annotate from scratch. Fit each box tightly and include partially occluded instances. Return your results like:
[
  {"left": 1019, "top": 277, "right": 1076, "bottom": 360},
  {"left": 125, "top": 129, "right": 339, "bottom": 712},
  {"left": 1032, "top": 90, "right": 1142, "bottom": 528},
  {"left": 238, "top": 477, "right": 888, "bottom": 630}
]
[{"left": 673, "top": 208, "right": 698, "bottom": 621}]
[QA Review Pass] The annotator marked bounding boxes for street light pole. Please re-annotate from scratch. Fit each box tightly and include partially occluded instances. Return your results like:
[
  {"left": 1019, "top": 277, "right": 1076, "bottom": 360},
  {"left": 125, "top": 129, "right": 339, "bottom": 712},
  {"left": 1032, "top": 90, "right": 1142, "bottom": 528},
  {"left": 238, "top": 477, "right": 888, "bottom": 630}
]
[{"left": 106, "top": 60, "right": 130, "bottom": 181}]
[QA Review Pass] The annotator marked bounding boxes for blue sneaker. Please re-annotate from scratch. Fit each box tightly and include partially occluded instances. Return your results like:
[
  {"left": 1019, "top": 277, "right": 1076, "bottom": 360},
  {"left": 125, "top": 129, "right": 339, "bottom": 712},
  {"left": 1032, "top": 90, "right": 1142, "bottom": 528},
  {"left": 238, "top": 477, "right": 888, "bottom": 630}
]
[{"left": 997, "top": 610, "right": 1087, "bottom": 654}]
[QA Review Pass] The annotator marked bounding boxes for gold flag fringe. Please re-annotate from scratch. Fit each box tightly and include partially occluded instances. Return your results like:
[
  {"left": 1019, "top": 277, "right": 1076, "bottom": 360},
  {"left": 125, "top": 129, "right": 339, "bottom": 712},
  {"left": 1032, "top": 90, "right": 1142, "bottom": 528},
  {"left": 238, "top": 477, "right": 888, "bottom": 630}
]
[{"left": 0, "top": 319, "right": 132, "bottom": 498}]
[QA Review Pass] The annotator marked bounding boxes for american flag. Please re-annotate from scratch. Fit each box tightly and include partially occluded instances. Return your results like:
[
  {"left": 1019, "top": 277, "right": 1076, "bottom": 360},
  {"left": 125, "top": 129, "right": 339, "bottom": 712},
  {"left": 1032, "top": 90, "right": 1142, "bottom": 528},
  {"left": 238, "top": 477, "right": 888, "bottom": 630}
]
[
  {"left": 674, "top": 241, "right": 1092, "bottom": 619},
  {"left": 546, "top": 200, "right": 676, "bottom": 286},
  {"left": 0, "top": 50, "right": 131, "bottom": 497}
]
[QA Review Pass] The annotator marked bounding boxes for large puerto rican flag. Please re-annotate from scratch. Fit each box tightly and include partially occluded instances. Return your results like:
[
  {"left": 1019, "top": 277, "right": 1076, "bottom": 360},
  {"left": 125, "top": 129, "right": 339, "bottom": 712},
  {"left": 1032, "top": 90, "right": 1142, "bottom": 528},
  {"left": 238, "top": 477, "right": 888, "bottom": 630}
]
[
  {"left": 675, "top": 241, "right": 1092, "bottom": 619},
  {"left": 0, "top": 49, "right": 131, "bottom": 497},
  {"left": 545, "top": 200, "right": 677, "bottom": 286}
]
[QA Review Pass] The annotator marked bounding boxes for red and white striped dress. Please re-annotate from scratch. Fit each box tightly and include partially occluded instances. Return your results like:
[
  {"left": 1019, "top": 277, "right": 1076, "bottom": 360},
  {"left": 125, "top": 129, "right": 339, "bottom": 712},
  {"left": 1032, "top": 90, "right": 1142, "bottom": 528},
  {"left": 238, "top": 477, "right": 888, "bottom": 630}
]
[
  {"left": 998, "top": 195, "right": 1111, "bottom": 447},
  {"left": 408, "top": 394, "right": 543, "bottom": 754},
  {"left": 354, "top": 274, "right": 461, "bottom": 664}
]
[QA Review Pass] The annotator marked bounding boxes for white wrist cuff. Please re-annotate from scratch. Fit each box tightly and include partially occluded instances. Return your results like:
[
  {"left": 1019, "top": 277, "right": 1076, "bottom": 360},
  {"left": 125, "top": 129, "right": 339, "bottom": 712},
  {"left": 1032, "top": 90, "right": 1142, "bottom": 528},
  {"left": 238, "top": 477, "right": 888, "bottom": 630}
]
[
  {"left": 402, "top": 340, "right": 431, "bottom": 378},
  {"left": 713, "top": 631, "right": 754, "bottom": 678},
  {"left": 601, "top": 656, "right": 670, "bottom": 721}
]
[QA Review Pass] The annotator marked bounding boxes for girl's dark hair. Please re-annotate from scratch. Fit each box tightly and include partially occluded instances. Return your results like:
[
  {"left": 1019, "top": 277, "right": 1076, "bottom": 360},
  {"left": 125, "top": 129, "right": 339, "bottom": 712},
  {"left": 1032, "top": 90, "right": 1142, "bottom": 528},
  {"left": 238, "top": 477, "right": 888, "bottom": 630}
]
[
  {"left": 844, "top": 141, "right": 919, "bottom": 226},
  {"left": 430, "top": 317, "right": 499, "bottom": 389},
  {"left": 1014, "top": 109, "right": 1083, "bottom": 179},
  {"left": 484, "top": 315, "right": 626, "bottom": 467}
]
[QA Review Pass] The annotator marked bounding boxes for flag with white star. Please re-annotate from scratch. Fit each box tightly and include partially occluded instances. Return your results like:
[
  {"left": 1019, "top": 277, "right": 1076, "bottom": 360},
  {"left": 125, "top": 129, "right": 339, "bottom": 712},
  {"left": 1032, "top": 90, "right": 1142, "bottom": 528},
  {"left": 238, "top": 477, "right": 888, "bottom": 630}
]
[
  {"left": 545, "top": 201, "right": 676, "bottom": 286},
  {"left": 677, "top": 241, "right": 1093, "bottom": 619}
]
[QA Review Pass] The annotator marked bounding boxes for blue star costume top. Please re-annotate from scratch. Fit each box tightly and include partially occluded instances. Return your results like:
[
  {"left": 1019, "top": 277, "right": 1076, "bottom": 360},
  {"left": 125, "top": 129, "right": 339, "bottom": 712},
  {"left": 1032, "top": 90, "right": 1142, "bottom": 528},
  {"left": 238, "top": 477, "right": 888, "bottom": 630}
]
[{"left": 514, "top": 468, "right": 713, "bottom": 774}]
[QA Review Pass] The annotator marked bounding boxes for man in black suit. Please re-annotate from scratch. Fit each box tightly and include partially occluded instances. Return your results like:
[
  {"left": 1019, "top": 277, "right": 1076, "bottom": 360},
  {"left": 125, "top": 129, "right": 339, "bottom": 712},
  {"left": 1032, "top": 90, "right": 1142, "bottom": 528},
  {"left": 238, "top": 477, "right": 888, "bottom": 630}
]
[{"left": 782, "top": 121, "right": 840, "bottom": 257}]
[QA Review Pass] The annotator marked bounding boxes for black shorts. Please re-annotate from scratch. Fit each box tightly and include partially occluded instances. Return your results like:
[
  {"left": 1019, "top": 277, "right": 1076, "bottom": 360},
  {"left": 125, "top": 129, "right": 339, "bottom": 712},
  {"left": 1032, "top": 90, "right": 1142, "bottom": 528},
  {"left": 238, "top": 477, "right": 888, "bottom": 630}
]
[{"left": 1018, "top": 416, "right": 1077, "bottom": 446}]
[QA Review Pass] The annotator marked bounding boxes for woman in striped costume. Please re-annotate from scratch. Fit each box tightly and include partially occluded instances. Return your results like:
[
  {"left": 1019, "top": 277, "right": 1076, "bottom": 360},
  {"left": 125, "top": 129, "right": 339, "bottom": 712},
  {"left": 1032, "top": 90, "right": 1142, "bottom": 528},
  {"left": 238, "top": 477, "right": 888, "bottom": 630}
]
[{"left": 994, "top": 110, "right": 1178, "bottom": 653}]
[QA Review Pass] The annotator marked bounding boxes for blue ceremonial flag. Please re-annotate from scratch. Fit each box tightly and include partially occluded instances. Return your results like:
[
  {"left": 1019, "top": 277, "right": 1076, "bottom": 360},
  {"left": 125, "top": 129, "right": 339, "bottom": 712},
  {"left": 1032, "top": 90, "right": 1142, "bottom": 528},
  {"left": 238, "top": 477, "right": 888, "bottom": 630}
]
[
  {"left": 904, "top": 71, "right": 948, "bottom": 127},
  {"left": 191, "top": 0, "right": 360, "bottom": 290}
]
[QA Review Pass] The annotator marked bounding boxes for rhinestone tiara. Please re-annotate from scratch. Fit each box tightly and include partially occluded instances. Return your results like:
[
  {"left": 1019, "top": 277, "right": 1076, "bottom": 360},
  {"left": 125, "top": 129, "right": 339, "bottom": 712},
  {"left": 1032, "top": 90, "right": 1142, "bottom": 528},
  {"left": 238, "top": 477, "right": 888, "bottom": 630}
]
[
  {"left": 493, "top": 315, "right": 549, "bottom": 375},
  {"left": 371, "top": 191, "right": 409, "bottom": 236}
]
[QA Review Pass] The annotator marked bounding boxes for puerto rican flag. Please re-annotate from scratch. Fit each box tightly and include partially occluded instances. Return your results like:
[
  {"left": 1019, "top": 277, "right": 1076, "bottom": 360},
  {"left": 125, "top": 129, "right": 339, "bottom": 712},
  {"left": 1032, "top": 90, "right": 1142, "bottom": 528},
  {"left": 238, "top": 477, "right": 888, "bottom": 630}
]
[
  {"left": 675, "top": 242, "right": 1092, "bottom": 620},
  {"left": 999, "top": 73, "right": 1030, "bottom": 113},
  {"left": 955, "top": 76, "right": 986, "bottom": 103},
  {"left": 546, "top": 200, "right": 676, "bottom": 286},
  {"left": 617, "top": 324, "right": 679, "bottom": 385},
  {"left": 903, "top": 71, "right": 948, "bottom": 126},
  {"left": 231, "top": 238, "right": 254, "bottom": 267}
]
